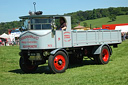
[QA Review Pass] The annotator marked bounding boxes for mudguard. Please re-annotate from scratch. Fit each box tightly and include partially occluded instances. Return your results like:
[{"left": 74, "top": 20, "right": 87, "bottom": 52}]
[
  {"left": 93, "top": 44, "right": 112, "bottom": 55},
  {"left": 50, "top": 48, "right": 68, "bottom": 56}
]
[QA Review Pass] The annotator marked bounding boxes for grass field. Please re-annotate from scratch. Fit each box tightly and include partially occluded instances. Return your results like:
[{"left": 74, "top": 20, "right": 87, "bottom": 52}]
[
  {"left": 0, "top": 40, "right": 128, "bottom": 85},
  {"left": 81, "top": 15, "right": 128, "bottom": 28}
]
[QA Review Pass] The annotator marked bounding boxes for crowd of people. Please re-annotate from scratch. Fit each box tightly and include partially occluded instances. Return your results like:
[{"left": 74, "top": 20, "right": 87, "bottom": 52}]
[
  {"left": 0, "top": 38, "right": 19, "bottom": 46},
  {"left": 0, "top": 38, "right": 8, "bottom": 46}
]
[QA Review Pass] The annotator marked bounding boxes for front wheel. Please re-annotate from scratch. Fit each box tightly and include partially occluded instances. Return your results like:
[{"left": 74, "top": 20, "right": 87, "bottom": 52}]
[
  {"left": 19, "top": 57, "right": 38, "bottom": 73},
  {"left": 48, "top": 51, "right": 69, "bottom": 73}
]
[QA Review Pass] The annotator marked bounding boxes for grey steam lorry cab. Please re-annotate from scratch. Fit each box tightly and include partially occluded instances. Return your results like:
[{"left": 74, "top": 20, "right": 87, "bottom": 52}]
[{"left": 19, "top": 13, "right": 122, "bottom": 73}]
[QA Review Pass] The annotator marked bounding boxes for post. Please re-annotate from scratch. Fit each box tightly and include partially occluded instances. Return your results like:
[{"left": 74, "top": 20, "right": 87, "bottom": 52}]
[
  {"left": 33, "top": 2, "right": 36, "bottom": 12},
  {"left": 90, "top": 24, "right": 92, "bottom": 29}
]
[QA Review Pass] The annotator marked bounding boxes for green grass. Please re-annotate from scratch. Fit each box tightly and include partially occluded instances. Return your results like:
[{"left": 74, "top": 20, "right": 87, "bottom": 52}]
[
  {"left": 0, "top": 40, "right": 128, "bottom": 85},
  {"left": 81, "top": 15, "right": 128, "bottom": 28}
]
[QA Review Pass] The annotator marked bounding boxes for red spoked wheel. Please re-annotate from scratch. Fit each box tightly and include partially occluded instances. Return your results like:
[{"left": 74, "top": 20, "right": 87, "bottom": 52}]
[
  {"left": 54, "top": 55, "right": 66, "bottom": 70},
  {"left": 48, "top": 51, "right": 69, "bottom": 73},
  {"left": 94, "top": 46, "right": 110, "bottom": 64},
  {"left": 99, "top": 46, "right": 110, "bottom": 64},
  {"left": 102, "top": 49, "right": 109, "bottom": 62}
]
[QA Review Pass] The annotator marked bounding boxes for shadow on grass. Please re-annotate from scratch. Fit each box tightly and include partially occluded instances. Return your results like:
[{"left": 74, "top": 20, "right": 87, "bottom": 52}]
[
  {"left": 68, "top": 58, "right": 95, "bottom": 69},
  {"left": 108, "top": 21, "right": 112, "bottom": 22},
  {"left": 8, "top": 58, "right": 97, "bottom": 74},
  {"left": 9, "top": 65, "right": 52, "bottom": 74}
]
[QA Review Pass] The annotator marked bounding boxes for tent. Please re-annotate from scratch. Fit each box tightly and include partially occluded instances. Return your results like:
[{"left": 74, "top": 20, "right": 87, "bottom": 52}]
[
  {"left": 74, "top": 25, "right": 85, "bottom": 30},
  {"left": 0, "top": 33, "right": 10, "bottom": 39},
  {"left": 9, "top": 34, "right": 15, "bottom": 41},
  {"left": 0, "top": 33, "right": 11, "bottom": 46},
  {"left": 115, "top": 25, "right": 128, "bottom": 32}
]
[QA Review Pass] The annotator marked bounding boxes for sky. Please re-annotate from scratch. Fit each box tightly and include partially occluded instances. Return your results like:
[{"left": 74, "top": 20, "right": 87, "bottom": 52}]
[{"left": 0, "top": 0, "right": 128, "bottom": 22}]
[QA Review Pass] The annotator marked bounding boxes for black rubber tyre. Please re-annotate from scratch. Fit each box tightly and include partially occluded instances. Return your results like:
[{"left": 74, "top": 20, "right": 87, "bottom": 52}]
[
  {"left": 94, "top": 46, "right": 110, "bottom": 64},
  {"left": 19, "top": 57, "right": 38, "bottom": 73},
  {"left": 48, "top": 51, "right": 69, "bottom": 73}
]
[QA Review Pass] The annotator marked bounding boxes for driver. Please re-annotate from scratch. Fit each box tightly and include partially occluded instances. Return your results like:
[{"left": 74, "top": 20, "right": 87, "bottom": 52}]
[{"left": 60, "top": 17, "right": 67, "bottom": 30}]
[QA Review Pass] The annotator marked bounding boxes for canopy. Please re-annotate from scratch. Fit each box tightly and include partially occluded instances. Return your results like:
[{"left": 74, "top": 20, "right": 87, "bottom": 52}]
[
  {"left": 19, "top": 15, "right": 70, "bottom": 19},
  {"left": 115, "top": 25, "right": 128, "bottom": 32},
  {"left": 0, "top": 33, "right": 10, "bottom": 39},
  {"left": 74, "top": 25, "right": 85, "bottom": 29}
]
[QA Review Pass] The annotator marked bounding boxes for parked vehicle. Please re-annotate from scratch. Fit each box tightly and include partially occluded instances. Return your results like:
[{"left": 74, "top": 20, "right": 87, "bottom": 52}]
[{"left": 19, "top": 12, "right": 122, "bottom": 73}]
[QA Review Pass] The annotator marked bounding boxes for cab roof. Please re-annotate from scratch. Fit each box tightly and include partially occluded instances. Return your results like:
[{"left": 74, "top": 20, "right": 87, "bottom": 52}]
[{"left": 19, "top": 15, "right": 71, "bottom": 19}]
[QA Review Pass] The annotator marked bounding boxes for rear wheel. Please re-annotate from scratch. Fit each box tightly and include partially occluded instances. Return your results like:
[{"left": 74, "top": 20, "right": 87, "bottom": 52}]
[
  {"left": 19, "top": 57, "right": 38, "bottom": 73},
  {"left": 48, "top": 51, "right": 69, "bottom": 73},
  {"left": 94, "top": 46, "right": 110, "bottom": 64}
]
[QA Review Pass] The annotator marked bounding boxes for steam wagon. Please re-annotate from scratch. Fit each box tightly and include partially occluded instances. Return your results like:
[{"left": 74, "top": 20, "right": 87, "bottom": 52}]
[{"left": 19, "top": 12, "right": 121, "bottom": 73}]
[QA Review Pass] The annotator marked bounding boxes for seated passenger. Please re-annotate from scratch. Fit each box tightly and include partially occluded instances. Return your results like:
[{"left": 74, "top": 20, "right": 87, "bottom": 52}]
[{"left": 60, "top": 17, "right": 67, "bottom": 30}]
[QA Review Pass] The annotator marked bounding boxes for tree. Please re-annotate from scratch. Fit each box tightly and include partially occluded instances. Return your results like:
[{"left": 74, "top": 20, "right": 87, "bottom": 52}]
[
  {"left": 100, "top": 9, "right": 109, "bottom": 17},
  {"left": 0, "top": 21, "right": 23, "bottom": 35},
  {"left": 83, "top": 22, "right": 88, "bottom": 27},
  {"left": 109, "top": 14, "right": 116, "bottom": 21},
  {"left": 92, "top": 9, "right": 97, "bottom": 19}
]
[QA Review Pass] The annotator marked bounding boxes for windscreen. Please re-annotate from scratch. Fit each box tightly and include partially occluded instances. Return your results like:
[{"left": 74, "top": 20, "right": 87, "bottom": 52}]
[{"left": 24, "top": 19, "right": 29, "bottom": 30}]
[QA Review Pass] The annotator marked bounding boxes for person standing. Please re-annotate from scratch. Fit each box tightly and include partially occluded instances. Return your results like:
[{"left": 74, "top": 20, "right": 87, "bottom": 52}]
[
  {"left": 0, "top": 39, "right": 2, "bottom": 46},
  {"left": 123, "top": 32, "right": 126, "bottom": 41}
]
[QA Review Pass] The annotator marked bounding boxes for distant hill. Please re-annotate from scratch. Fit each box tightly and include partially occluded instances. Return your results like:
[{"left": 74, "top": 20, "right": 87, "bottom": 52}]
[
  {"left": 65, "top": 7, "right": 128, "bottom": 28},
  {"left": 80, "top": 15, "right": 128, "bottom": 28}
]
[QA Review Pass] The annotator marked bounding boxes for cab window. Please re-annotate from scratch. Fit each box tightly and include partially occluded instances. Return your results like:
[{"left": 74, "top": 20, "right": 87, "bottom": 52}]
[{"left": 31, "top": 18, "right": 52, "bottom": 30}]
